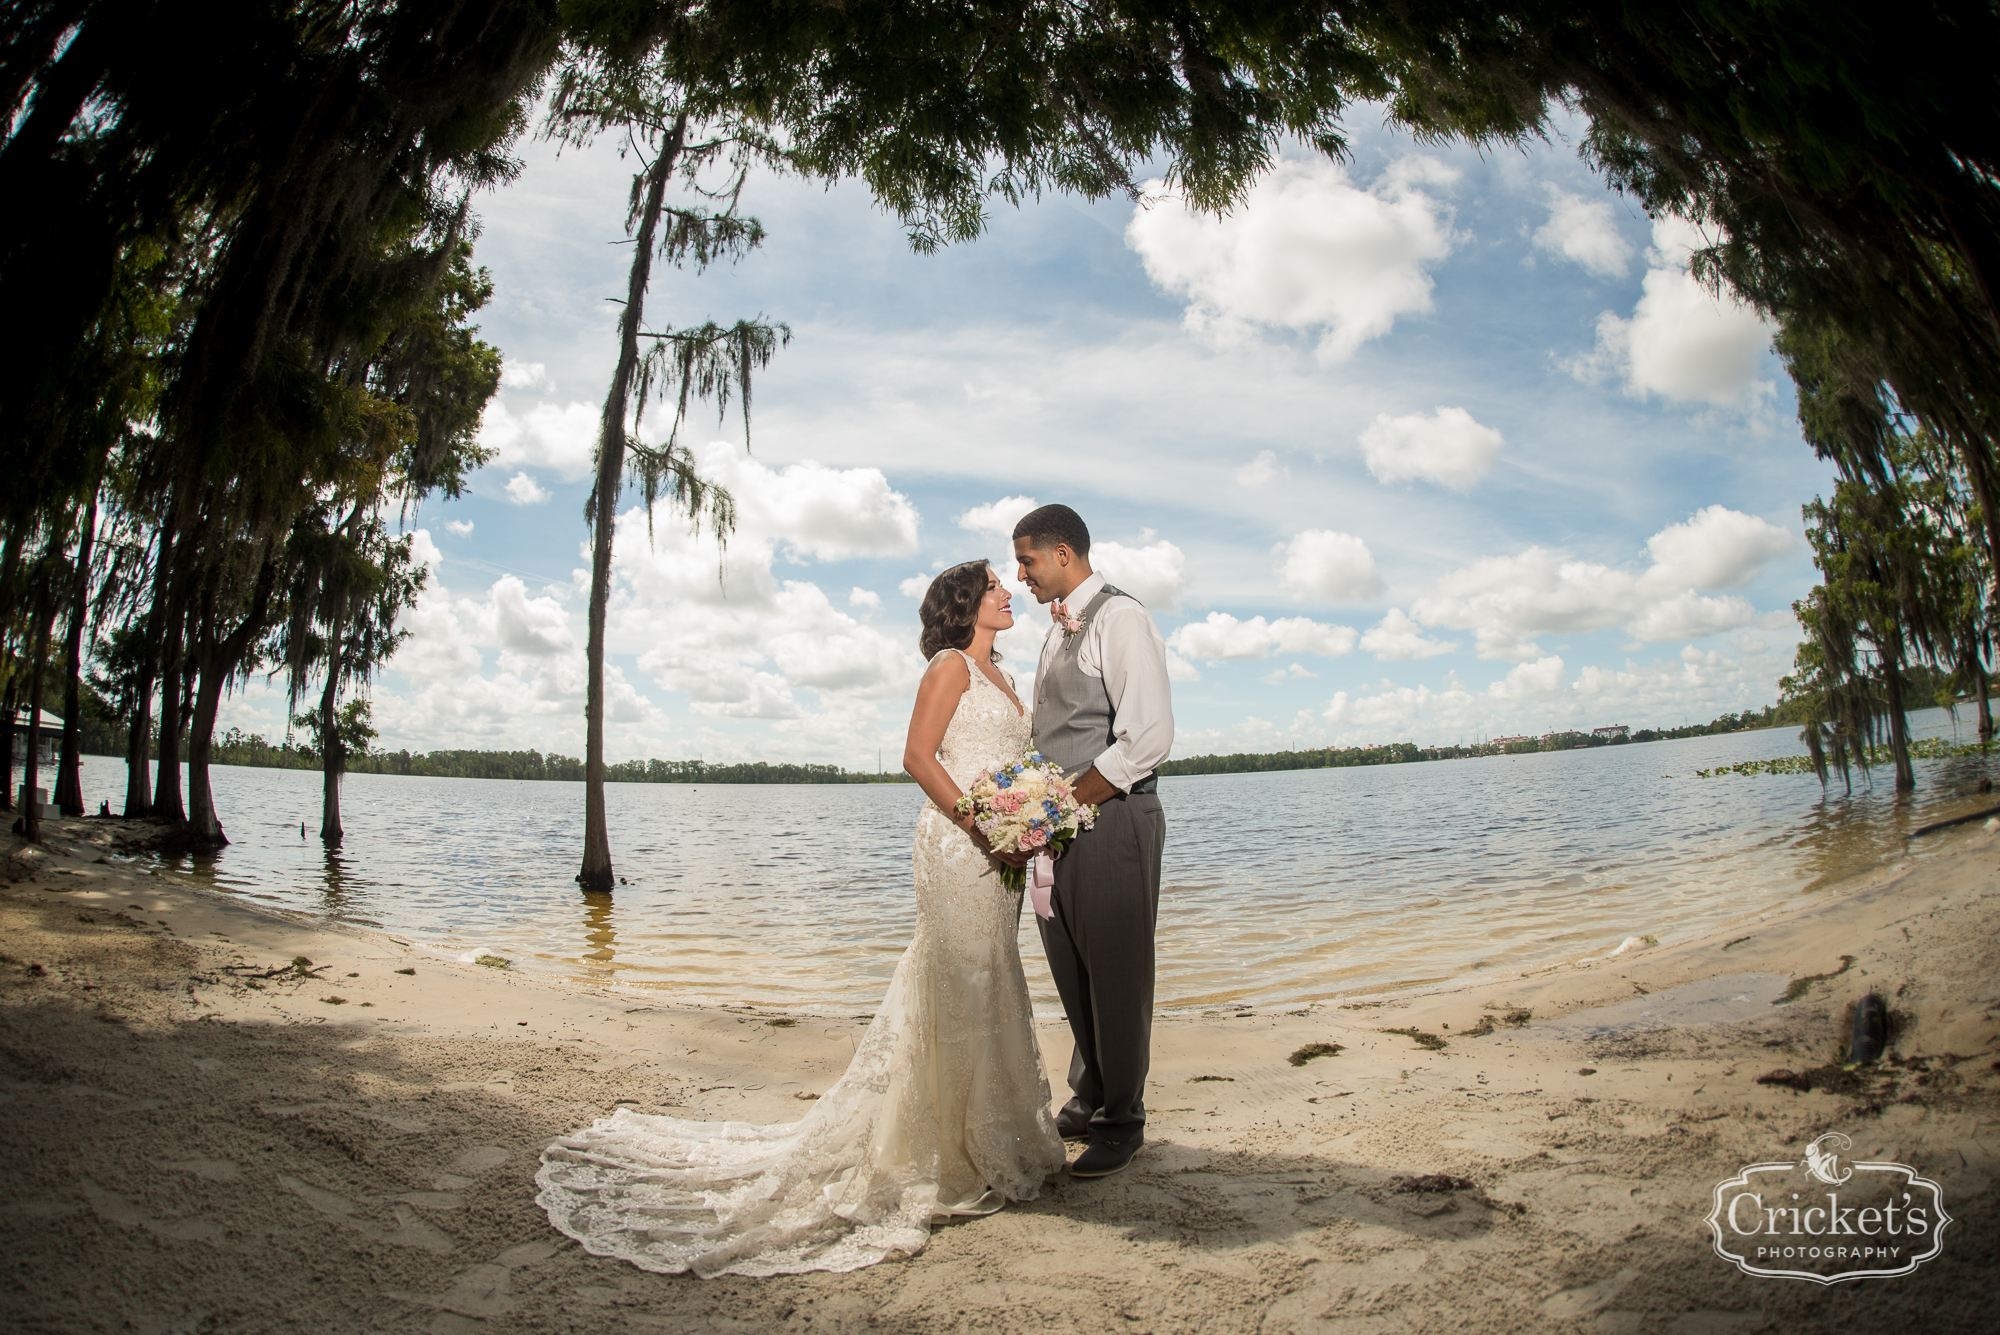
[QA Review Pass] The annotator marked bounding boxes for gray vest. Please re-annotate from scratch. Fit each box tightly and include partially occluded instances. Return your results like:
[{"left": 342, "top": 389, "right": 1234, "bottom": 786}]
[{"left": 1033, "top": 583, "right": 1136, "bottom": 779}]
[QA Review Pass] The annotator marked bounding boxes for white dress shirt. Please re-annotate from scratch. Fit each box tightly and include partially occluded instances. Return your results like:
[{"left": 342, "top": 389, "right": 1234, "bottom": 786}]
[{"left": 1035, "top": 571, "right": 1175, "bottom": 792}]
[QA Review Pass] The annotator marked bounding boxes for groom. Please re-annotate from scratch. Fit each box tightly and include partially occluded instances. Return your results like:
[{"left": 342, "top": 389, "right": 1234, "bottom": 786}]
[{"left": 1012, "top": 504, "right": 1172, "bottom": 1179}]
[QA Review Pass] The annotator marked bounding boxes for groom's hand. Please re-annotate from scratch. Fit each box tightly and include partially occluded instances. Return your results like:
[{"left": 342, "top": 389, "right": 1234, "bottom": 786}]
[{"left": 1071, "top": 767, "right": 1118, "bottom": 806}]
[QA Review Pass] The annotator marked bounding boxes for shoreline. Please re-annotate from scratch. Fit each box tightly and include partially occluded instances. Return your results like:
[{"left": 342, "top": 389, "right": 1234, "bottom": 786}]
[
  {"left": 4, "top": 815, "right": 1997, "bottom": 1331},
  {"left": 77, "top": 758, "right": 2000, "bottom": 1019}
]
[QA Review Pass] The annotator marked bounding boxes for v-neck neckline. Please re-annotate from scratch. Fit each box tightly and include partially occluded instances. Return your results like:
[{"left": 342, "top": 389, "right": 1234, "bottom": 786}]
[{"left": 963, "top": 651, "right": 1026, "bottom": 717}]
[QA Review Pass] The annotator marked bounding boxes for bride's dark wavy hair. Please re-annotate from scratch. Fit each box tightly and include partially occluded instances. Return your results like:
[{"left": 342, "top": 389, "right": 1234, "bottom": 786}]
[{"left": 919, "top": 560, "right": 1001, "bottom": 663}]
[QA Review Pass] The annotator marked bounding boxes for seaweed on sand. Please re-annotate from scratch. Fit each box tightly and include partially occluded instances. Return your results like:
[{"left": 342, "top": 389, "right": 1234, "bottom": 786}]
[
  {"left": 1776, "top": 955, "right": 1856, "bottom": 1004},
  {"left": 1287, "top": 1042, "right": 1344, "bottom": 1066}
]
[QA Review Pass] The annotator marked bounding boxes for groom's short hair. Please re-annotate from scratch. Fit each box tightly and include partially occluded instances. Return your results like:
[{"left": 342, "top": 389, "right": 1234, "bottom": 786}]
[{"left": 1012, "top": 504, "right": 1090, "bottom": 558}]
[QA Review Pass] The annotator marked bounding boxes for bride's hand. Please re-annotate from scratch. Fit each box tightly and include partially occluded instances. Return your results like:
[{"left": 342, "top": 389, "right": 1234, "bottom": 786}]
[{"left": 957, "top": 813, "right": 1031, "bottom": 867}]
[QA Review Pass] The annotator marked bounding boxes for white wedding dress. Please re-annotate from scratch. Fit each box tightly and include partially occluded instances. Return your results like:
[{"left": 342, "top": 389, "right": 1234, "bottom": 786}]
[{"left": 536, "top": 649, "right": 1066, "bottom": 1276}]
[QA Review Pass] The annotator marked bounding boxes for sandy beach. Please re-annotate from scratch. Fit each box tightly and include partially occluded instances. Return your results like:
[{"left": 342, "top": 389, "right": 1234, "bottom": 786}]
[{"left": 3, "top": 817, "right": 1995, "bottom": 1333}]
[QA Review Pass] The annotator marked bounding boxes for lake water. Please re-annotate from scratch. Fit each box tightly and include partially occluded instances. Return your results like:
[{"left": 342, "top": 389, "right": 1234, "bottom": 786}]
[{"left": 29, "top": 707, "right": 1999, "bottom": 1014}]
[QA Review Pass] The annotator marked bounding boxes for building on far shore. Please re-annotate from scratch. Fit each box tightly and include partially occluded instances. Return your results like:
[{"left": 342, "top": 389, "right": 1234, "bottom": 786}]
[
  {"left": 8, "top": 706, "right": 62, "bottom": 766},
  {"left": 1592, "top": 724, "right": 1631, "bottom": 742},
  {"left": 8, "top": 707, "right": 64, "bottom": 818}
]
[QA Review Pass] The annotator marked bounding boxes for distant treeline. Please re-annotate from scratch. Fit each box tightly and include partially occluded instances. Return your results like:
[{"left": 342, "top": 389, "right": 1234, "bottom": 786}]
[
  {"left": 194, "top": 729, "right": 912, "bottom": 784},
  {"left": 1156, "top": 704, "right": 1807, "bottom": 778},
  {"left": 67, "top": 690, "right": 1965, "bottom": 789}
]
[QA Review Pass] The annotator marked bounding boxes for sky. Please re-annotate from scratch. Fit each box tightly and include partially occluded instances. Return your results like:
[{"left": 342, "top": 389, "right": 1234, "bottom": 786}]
[{"left": 220, "top": 107, "right": 1835, "bottom": 768}]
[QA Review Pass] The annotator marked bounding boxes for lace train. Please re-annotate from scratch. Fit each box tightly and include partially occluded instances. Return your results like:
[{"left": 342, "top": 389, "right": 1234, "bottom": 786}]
[{"left": 536, "top": 650, "right": 1064, "bottom": 1276}]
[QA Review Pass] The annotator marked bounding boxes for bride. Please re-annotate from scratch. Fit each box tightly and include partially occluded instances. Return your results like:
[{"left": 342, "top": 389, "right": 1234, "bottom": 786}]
[{"left": 536, "top": 559, "right": 1066, "bottom": 1276}]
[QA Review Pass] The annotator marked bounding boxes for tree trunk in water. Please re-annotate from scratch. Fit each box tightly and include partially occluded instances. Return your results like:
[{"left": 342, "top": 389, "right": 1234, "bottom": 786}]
[
  {"left": 124, "top": 675, "right": 153, "bottom": 816},
  {"left": 184, "top": 653, "right": 229, "bottom": 846},
  {"left": 0, "top": 679, "right": 15, "bottom": 812},
  {"left": 0, "top": 524, "right": 17, "bottom": 809},
  {"left": 55, "top": 490, "right": 97, "bottom": 816},
  {"left": 152, "top": 583, "right": 189, "bottom": 822},
  {"left": 124, "top": 525, "right": 174, "bottom": 817},
  {"left": 579, "top": 115, "right": 687, "bottom": 896},
  {"left": 153, "top": 495, "right": 212, "bottom": 824},
  {"left": 19, "top": 571, "right": 55, "bottom": 840},
  {"left": 1947, "top": 430, "right": 2000, "bottom": 656},
  {"left": 1883, "top": 662, "right": 1915, "bottom": 792},
  {"left": 1972, "top": 645, "right": 1995, "bottom": 743},
  {"left": 0, "top": 520, "right": 18, "bottom": 642},
  {"left": 318, "top": 667, "right": 343, "bottom": 846},
  {"left": 184, "top": 553, "right": 277, "bottom": 847},
  {"left": 1980, "top": 667, "right": 1994, "bottom": 744},
  {"left": 184, "top": 655, "right": 227, "bottom": 843}
]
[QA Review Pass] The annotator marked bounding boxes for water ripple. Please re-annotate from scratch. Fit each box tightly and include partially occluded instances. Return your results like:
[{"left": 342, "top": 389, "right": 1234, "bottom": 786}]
[{"left": 50, "top": 707, "right": 1998, "bottom": 1011}]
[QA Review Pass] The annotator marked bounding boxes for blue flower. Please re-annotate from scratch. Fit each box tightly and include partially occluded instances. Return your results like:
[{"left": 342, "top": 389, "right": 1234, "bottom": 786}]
[{"left": 996, "top": 774, "right": 1012, "bottom": 788}]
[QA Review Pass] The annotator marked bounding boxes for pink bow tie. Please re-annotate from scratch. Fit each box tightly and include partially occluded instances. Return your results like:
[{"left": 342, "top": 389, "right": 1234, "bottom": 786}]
[{"left": 1051, "top": 601, "right": 1069, "bottom": 624}]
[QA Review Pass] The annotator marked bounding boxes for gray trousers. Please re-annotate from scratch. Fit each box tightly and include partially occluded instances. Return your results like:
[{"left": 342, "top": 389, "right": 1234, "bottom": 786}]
[{"left": 1038, "top": 790, "right": 1164, "bottom": 1138}]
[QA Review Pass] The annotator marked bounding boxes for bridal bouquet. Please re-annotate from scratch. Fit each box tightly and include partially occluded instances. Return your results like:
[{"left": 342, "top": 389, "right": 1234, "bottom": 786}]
[{"left": 955, "top": 750, "right": 1098, "bottom": 899}]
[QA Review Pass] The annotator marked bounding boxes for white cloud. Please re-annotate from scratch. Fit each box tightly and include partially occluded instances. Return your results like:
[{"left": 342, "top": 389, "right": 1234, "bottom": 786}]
[
  {"left": 631, "top": 578, "right": 920, "bottom": 719},
  {"left": 1360, "top": 407, "right": 1504, "bottom": 491},
  {"left": 602, "top": 444, "right": 930, "bottom": 725},
  {"left": 504, "top": 472, "right": 550, "bottom": 505},
  {"left": 1360, "top": 608, "right": 1458, "bottom": 661},
  {"left": 1094, "top": 536, "right": 1188, "bottom": 611},
  {"left": 500, "top": 360, "right": 554, "bottom": 392},
  {"left": 1168, "top": 612, "right": 1357, "bottom": 662},
  {"left": 489, "top": 575, "right": 574, "bottom": 657},
  {"left": 443, "top": 519, "right": 475, "bottom": 537},
  {"left": 1262, "top": 662, "right": 1318, "bottom": 683},
  {"left": 1641, "top": 504, "right": 1796, "bottom": 591},
  {"left": 478, "top": 399, "right": 599, "bottom": 480},
  {"left": 407, "top": 528, "right": 443, "bottom": 571},
  {"left": 955, "top": 495, "right": 1038, "bottom": 544},
  {"left": 1125, "top": 156, "right": 1459, "bottom": 363},
  {"left": 1567, "top": 217, "right": 1776, "bottom": 412},
  {"left": 1569, "top": 643, "right": 1796, "bottom": 722},
  {"left": 1487, "top": 655, "right": 1567, "bottom": 699},
  {"left": 373, "top": 564, "right": 666, "bottom": 753},
  {"left": 391, "top": 584, "right": 484, "bottom": 684},
  {"left": 1322, "top": 681, "right": 1478, "bottom": 740},
  {"left": 899, "top": 573, "right": 932, "bottom": 599},
  {"left": 1620, "top": 590, "right": 1759, "bottom": 642},
  {"left": 1293, "top": 631, "right": 1797, "bottom": 748},
  {"left": 1532, "top": 186, "right": 1633, "bottom": 279},
  {"left": 1235, "top": 450, "right": 1279, "bottom": 488},
  {"left": 1408, "top": 506, "right": 1795, "bottom": 660},
  {"left": 1164, "top": 648, "right": 1202, "bottom": 684},
  {"left": 1276, "top": 529, "right": 1386, "bottom": 601},
  {"left": 725, "top": 452, "right": 921, "bottom": 562},
  {"left": 1647, "top": 215, "right": 1709, "bottom": 269}
]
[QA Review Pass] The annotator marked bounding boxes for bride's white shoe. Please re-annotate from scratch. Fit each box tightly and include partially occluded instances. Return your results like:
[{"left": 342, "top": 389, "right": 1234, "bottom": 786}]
[{"left": 936, "top": 1187, "right": 1008, "bottom": 1219}]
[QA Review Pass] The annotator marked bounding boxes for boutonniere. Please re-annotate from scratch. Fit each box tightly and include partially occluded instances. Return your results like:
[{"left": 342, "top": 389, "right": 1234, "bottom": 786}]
[{"left": 1055, "top": 604, "right": 1085, "bottom": 639}]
